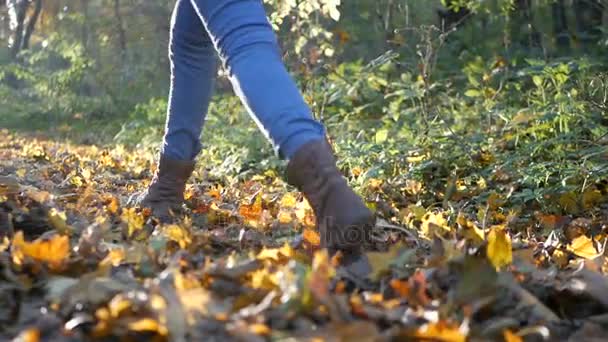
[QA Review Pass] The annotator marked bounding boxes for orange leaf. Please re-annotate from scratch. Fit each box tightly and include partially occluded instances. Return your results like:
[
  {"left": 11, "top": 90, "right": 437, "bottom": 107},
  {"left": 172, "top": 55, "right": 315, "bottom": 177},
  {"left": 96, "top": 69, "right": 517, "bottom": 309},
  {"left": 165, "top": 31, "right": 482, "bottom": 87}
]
[
  {"left": 239, "top": 193, "right": 263, "bottom": 221},
  {"left": 390, "top": 270, "right": 430, "bottom": 307},
  {"left": 503, "top": 330, "right": 523, "bottom": 342},
  {"left": 11, "top": 231, "right": 70, "bottom": 271},
  {"left": 302, "top": 228, "right": 321, "bottom": 247},
  {"left": 309, "top": 250, "right": 336, "bottom": 302},
  {"left": 412, "top": 321, "right": 466, "bottom": 342}
]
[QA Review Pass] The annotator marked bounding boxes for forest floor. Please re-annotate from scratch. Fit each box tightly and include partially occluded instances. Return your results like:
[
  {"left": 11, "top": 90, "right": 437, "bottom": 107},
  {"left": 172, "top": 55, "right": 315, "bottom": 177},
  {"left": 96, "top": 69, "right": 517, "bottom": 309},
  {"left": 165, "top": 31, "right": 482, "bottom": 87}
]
[{"left": 1, "top": 129, "right": 608, "bottom": 342}]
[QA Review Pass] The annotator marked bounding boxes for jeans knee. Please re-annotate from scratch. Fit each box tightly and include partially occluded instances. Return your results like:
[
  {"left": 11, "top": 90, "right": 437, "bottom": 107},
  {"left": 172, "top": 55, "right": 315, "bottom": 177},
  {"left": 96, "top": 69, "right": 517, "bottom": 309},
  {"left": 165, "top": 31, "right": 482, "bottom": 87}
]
[{"left": 169, "top": 29, "right": 215, "bottom": 64}]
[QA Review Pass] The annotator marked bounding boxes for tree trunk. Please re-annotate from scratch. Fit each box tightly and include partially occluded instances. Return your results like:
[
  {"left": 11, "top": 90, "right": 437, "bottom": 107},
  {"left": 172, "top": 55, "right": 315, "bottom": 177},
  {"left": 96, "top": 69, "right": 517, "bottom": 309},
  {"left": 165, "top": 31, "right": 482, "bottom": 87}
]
[
  {"left": 8, "top": 0, "right": 30, "bottom": 59},
  {"left": 81, "top": 0, "right": 90, "bottom": 51},
  {"left": 21, "top": 0, "right": 43, "bottom": 50},
  {"left": 574, "top": 0, "right": 604, "bottom": 47},
  {"left": 114, "top": 0, "right": 127, "bottom": 59},
  {"left": 552, "top": 0, "right": 570, "bottom": 51}
]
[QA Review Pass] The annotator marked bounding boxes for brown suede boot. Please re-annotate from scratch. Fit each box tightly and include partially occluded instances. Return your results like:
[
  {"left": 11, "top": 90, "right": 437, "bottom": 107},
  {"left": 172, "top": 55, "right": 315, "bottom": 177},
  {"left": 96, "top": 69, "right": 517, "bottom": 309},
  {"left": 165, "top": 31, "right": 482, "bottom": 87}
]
[
  {"left": 287, "top": 139, "right": 375, "bottom": 252},
  {"left": 135, "top": 155, "right": 195, "bottom": 221}
]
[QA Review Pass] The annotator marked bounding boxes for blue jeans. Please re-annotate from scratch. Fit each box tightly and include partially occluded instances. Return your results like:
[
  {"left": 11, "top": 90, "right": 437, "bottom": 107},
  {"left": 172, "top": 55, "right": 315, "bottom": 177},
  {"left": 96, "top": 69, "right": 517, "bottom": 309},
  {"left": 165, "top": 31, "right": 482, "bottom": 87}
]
[{"left": 162, "top": 0, "right": 326, "bottom": 161}]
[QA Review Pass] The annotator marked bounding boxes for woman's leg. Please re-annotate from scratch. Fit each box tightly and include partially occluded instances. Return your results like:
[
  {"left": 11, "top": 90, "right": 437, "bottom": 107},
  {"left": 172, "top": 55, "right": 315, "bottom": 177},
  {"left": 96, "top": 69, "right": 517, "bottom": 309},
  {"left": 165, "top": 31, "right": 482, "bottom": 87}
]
[
  {"left": 188, "top": 0, "right": 325, "bottom": 159},
  {"left": 162, "top": 0, "right": 218, "bottom": 161},
  {"left": 135, "top": 0, "right": 217, "bottom": 219},
  {"left": 189, "top": 0, "right": 374, "bottom": 252}
]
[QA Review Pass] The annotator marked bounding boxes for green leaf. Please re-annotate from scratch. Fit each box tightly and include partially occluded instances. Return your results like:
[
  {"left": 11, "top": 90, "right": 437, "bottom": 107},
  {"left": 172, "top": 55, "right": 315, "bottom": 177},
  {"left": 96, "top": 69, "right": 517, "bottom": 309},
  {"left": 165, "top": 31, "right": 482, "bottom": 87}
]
[
  {"left": 375, "top": 129, "right": 389, "bottom": 144},
  {"left": 464, "top": 89, "right": 481, "bottom": 97},
  {"left": 532, "top": 75, "right": 543, "bottom": 87}
]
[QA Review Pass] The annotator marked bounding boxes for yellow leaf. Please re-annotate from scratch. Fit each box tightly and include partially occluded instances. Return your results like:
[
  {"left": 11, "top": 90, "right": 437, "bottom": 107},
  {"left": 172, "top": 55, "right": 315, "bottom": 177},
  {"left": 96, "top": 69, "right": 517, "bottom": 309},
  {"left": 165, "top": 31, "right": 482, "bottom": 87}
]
[
  {"left": 11, "top": 231, "right": 70, "bottom": 271},
  {"left": 567, "top": 235, "right": 600, "bottom": 259},
  {"left": 280, "top": 193, "right": 298, "bottom": 208},
  {"left": 250, "top": 268, "right": 279, "bottom": 291},
  {"left": 404, "top": 179, "right": 423, "bottom": 195},
  {"left": 127, "top": 318, "right": 167, "bottom": 336},
  {"left": 420, "top": 211, "right": 451, "bottom": 239},
  {"left": 488, "top": 192, "right": 504, "bottom": 210},
  {"left": 100, "top": 248, "right": 125, "bottom": 267},
  {"left": 16, "top": 168, "right": 26, "bottom": 178},
  {"left": 81, "top": 168, "right": 92, "bottom": 181},
  {"left": 48, "top": 208, "right": 72, "bottom": 235},
  {"left": 256, "top": 243, "right": 293, "bottom": 262},
  {"left": 503, "top": 330, "right": 523, "bottom": 342},
  {"left": 0, "top": 236, "right": 9, "bottom": 252},
  {"left": 551, "top": 249, "right": 568, "bottom": 267},
  {"left": 407, "top": 154, "right": 427, "bottom": 163},
  {"left": 457, "top": 213, "right": 484, "bottom": 245},
  {"left": 121, "top": 208, "right": 144, "bottom": 238},
  {"left": 249, "top": 323, "right": 271, "bottom": 336},
  {"left": 412, "top": 321, "right": 466, "bottom": 342},
  {"left": 486, "top": 226, "right": 512, "bottom": 270},
  {"left": 277, "top": 211, "right": 293, "bottom": 224},
  {"left": 162, "top": 224, "right": 192, "bottom": 249}
]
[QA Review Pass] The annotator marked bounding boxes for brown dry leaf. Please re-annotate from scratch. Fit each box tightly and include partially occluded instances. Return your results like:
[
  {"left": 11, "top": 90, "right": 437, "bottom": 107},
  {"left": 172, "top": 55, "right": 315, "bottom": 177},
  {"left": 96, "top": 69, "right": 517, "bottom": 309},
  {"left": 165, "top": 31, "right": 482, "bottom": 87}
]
[
  {"left": 567, "top": 235, "right": 601, "bottom": 259},
  {"left": 366, "top": 243, "right": 405, "bottom": 281},
  {"left": 487, "top": 226, "right": 512, "bottom": 270},
  {"left": 12, "top": 231, "right": 70, "bottom": 271},
  {"left": 25, "top": 188, "right": 52, "bottom": 203},
  {"left": 559, "top": 192, "right": 580, "bottom": 214},
  {"left": 312, "top": 321, "right": 381, "bottom": 342},
  {"left": 411, "top": 321, "right": 467, "bottom": 342},
  {"left": 0, "top": 176, "right": 21, "bottom": 195},
  {"left": 582, "top": 189, "right": 603, "bottom": 209}
]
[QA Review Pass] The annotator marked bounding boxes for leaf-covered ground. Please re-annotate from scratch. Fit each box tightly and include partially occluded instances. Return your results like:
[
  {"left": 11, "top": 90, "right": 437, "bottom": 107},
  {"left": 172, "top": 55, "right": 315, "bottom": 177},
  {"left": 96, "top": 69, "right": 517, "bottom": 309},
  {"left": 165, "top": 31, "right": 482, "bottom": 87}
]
[{"left": 1, "top": 129, "right": 608, "bottom": 342}]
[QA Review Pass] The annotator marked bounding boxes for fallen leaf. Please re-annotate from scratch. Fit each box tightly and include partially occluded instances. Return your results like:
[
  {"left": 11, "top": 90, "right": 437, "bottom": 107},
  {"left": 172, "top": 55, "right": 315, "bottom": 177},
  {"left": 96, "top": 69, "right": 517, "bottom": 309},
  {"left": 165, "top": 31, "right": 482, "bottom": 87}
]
[
  {"left": 48, "top": 208, "right": 72, "bottom": 235},
  {"left": 421, "top": 211, "right": 451, "bottom": 239},
  {"left": 487, "top": 226, "right": 512, "bottom": 270},
  {"left": 302, "top": 228, "right": 321, "bottom": 247},
  {"left": 121, "top": 208, "right": 145, "bottom": 238},
  {"left": 503, "top": 329, "right": 523, "bottom": 342},
  {"left": 411, "top": 321, "right": 467, "bottom": 342},
  {"left": 366, "top": 243, "right": 406, "bottom": 281},
  {"left": 12, "top": 231, "right": 70, "bottom": 271},
  {"left": 567, "top": 235, "right": 600, "bottom": 259}
]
